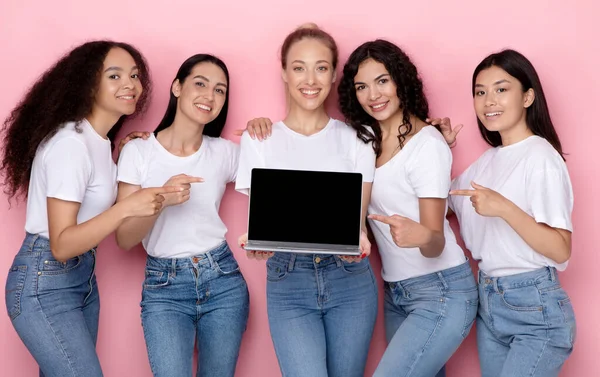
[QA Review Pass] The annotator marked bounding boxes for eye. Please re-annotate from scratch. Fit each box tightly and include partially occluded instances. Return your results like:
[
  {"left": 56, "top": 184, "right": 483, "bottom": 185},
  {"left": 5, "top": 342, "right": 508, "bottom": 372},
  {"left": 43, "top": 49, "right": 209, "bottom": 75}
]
[
  {"left": 317, "top": 66, "right": 328, "bottom": 72},
  {"left": 131, "top": 73, "right": 139, "bottom": 79},
  {"left": 355, "top": 85, "right": 365, "bottom": 91},
  {"left": 216, "top": 88, "right": 225, "bottom": 95},
  {"left": 196, "top": 81, "right": 206, "bottom": 87},
  {"left": 475, "top": 90, "right": 485, "bottom": 96},
  {"left": 109, "top": 75, "right": 120, "bottom": 80},
  {"left": 497, "top": 88, "right": 507, "bottom": 93},
  {"left": 293, "top": 66, "right": 304, "bottom": 72},
  {"left": 378, "top": 78, "right": 389, "bottom": 84}
]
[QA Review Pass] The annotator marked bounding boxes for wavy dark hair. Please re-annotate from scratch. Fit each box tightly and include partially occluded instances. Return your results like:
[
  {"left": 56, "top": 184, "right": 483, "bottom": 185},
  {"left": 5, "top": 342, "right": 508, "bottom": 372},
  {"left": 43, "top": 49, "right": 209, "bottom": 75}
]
[
  {"left": 472, "top": 49, "right": 565, "bottom": 159},
  {"left": 338, "top": 39, "right": 432, "bottom": 156},
  {"left": 0, "top": 40, "right": 152, "bottom": 201},
  {"left": 154, "top": 54, "right": 229, "bottom": 137}
]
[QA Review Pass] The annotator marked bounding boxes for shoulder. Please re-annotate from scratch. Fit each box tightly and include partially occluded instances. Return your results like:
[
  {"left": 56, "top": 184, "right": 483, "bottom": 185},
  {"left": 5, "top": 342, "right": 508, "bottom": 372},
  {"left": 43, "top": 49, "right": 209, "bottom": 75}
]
[
  {"left": 206, "top": 136, "right": 239, "bottom": 154},
  {"left": 524, "top": 136, "right": 566, "bottom": 169},
  {"left": 42, "top": 122, "right": 90, "bottom": 157}
]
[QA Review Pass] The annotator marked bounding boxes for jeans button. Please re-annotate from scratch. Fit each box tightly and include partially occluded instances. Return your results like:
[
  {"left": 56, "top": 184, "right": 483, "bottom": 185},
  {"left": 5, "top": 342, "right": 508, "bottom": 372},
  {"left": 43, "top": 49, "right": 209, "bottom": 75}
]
[
  {"left": 315, "top": 257, "right": 321, "bottom": 264},
  {"left": 485, "top": 279, "right": 491, "bottom": 284}
]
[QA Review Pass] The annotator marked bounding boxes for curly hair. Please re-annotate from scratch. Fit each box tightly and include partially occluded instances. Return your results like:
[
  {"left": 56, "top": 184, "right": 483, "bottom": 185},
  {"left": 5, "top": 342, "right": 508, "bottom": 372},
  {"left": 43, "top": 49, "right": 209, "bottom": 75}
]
[
  {"left": 0, "top": 40, "right": 152, "bottom": 201},
  {"left": 338, "top": 39, "right": 432, "bottom": 156}
]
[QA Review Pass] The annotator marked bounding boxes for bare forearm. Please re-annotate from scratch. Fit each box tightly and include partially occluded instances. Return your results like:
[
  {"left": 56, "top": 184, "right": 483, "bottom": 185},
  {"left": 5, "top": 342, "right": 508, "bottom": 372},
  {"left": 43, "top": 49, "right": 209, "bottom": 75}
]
[
  {"left": 116, "top": 214, "right": 159, "bottom": 250},
  {"left": 419, "top": 229, "right": 445, "bottom": 258},
  {"left": 51, "top": 203, "right": 128, "bottom": 262},
  {"left": 501, "top": 202, "right": 571, "bottom": 263}
]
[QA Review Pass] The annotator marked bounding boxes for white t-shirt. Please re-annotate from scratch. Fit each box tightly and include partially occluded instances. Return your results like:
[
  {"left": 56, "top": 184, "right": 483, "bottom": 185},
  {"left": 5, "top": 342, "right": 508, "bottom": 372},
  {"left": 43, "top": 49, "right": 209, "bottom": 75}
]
[
  {"left": 235, "top": 118, "right": 375, "bottom": 195},
  {"left": 25, "top": 119, "right": 117, "bottom": 238},
  {"left": 368, "top": 126, "right": 466, "bottom": 282},
  {"left": 117, "top": 134, "right": 239, "bottom": 258},
  {"left": 449, "top": 135, "right": 573, "bottom": 277}
]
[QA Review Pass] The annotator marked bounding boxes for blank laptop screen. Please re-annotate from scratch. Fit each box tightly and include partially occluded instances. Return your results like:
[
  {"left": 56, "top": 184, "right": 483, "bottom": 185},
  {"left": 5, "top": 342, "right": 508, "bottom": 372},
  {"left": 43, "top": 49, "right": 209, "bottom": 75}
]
[{"left": 248, "top": 168, "right": 363, "bottom": 246}]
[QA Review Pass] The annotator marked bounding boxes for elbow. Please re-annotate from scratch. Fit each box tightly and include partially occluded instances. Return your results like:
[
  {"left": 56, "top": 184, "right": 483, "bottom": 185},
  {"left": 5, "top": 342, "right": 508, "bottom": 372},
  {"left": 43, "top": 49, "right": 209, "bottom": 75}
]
[
  {"left": 420, "top": 233, "right": 445, "bottom": 258},
  {"left": 552, "top": 247, "right": 571, "bottom": 264},
  {"left": 115, "top": 230, "right": 136, "bottom": 251},
  {"left": 49, "top": 245, "right": 70, "bottom": 263}
]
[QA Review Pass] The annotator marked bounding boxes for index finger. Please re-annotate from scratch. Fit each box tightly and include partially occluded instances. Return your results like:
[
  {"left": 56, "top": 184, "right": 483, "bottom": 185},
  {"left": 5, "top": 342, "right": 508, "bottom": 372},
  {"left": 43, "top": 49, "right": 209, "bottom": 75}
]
[
  {"left": 149, "top": 186, "right": 184, "bottom": 195},
  {"left": 449, "top": 189, "right": 476, "bottom": 196},
  {"left": 368, "top": 214, "right": 395, "bottom": 225},
  {"left": 176, "top": 176, "right": 204, "bottom": 184}
]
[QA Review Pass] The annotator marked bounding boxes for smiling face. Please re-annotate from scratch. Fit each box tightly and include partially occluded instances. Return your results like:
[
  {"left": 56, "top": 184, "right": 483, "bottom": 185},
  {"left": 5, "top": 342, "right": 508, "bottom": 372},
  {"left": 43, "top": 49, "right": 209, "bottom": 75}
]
[
  {"left": 172, "top": 62, "right": 228, "bottom": 125},
  {"left": 93, "top": 47, "right": 143, "bottom": 118},
  {"left": 353, "top": 58, "right": 401, "bottom": 122},
  {"left": 282, "top": 38, "right": 336, "bottom": 111},
  {"left": 473, "top": 65, "right": 534, "bottom": 133}
]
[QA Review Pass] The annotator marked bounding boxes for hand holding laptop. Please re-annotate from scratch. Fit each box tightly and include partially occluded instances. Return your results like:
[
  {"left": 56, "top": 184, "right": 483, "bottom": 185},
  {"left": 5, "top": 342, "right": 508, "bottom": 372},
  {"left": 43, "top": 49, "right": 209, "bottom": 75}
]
[
  {"left": 339, "top": 230, "right": 371, "bottom": 263},
  {"left": 238, "top": 233, "right": 274, "bottom": 260}
]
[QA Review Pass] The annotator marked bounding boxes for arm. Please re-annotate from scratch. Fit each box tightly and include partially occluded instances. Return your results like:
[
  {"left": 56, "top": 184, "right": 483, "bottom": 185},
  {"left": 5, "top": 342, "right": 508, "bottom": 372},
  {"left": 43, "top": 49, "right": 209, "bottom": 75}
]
[
  {"left": 416, "top": 198, "right": 447, "bottom": 258},
  {"left": 48, "top": 198, "right": 129, "bottom": 262},
  {"left": 501, "top": 201, "right": 571, "bottom": 264},
  {"left": 115, "top": 182, "right": 158, "bottom": 250},
  {"left": 361, "top": 182, "right": 372, "bottom": 231}
]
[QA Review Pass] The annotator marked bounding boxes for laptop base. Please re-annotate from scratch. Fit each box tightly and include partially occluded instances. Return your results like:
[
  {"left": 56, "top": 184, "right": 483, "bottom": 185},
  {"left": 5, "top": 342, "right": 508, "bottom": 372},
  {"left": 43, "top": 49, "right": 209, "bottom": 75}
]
[{"left": 245, "top": 240, "right": 361, "bottom": 256}]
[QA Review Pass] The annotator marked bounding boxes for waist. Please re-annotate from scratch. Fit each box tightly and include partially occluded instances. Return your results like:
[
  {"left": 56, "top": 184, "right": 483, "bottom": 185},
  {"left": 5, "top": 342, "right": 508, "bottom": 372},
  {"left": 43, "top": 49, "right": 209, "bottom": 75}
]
[
  {"left": 478, "top": 266, "right": 561, "bottom": 292},
  {"left": 145, "top": 241, "right": 232, "bottom": 269}
]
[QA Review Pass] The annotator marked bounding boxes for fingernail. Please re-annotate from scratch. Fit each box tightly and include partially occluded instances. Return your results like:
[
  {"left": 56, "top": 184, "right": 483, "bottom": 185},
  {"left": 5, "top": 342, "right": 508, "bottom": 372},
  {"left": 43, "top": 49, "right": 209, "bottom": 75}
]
[
  {"left": 361, "top": 253, "right": 366, "bottom": 259},
  {"left": 241, "top": 243, "right": 245, "bottom": 248}
]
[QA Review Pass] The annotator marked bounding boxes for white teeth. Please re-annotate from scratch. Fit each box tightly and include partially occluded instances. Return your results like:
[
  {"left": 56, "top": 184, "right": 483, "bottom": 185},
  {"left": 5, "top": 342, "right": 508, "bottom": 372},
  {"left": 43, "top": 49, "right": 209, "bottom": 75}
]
[
  {"left": 301, "top": 89, "right": 319, "bottom": 95},
  {"left": 485, "top": 112, "right": 502, "bottom": 117},
  {"left": 372, "top": 103, "right": 386, "bottom": 109},
  {"left": 195, "top": 104, "right": 212, "bottom": 111},
  {"left": 119, "top": 96, "right": 133, "bottom": 100}
]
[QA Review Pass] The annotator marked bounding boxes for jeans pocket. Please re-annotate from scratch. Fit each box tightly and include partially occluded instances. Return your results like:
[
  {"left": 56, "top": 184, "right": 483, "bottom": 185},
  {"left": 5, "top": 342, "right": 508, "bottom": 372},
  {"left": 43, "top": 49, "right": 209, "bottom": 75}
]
[
  {"left": 266, "top": 259, "right": 288, "bottom": 282},
  {"left": 500, "top": 285, "right": 543, "bottom": 312},
  {"left": 40, "top": 255, "right": 82, "bottom": 275},
  {"left": 214, "top": 254, "right": 241, "bottom": 275},
  {"left": 5, "top": 265, "right": 27, "bottom": 320},
  {"left": 341, "top": 257, "right": 370, "bottom": 275},
  {"left": 558, "top": 297, "right": 577, "bottom": 347},
  {"left": 462, "top": 298, "right": 479, "bottom": 338},
  {"left": 143, "top": 269, "right": 170, "bottom": 289}
]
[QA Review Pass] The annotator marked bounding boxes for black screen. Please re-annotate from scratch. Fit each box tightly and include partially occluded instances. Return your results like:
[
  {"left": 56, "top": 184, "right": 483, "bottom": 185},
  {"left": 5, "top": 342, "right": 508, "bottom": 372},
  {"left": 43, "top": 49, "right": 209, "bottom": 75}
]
[{"left": 248, "top": 168, "right": 363, "bottom": 245}]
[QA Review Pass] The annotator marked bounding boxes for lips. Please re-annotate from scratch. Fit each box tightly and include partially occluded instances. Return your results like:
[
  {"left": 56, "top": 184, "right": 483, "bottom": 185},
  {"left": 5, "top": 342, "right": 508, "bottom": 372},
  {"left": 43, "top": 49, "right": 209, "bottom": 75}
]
[
  {"left": 300, "top": 88, "right": 320, "bottom": 98},
  {"left": 194, "top": 103, "right": 212, "bottom": 112},
  {"left": 484, "top": 111, "right": 503, "bottom": 119},
  {"left": 370, "top": 101, "right": 389, "bottom": 112}
]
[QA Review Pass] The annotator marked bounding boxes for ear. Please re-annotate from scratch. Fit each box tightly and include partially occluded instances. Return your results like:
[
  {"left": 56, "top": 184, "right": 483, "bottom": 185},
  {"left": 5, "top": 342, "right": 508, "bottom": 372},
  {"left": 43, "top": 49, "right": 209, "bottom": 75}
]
[
  {"left": 171, "top": 79, "right": 181, "bottom": 98},
  {"left": 332, "top": 70, "right": 337, "bottom": 84},
  {"left": 524, "top": 88, "right": 535, "bottom": 108},
  {"left": 281, "top": 68, "right": 288, "bottom": 84}
]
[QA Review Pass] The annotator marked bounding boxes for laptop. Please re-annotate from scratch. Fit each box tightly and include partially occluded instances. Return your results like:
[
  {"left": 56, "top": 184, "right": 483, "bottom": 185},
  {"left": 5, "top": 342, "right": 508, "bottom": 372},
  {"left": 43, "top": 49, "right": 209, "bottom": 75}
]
[{"left": 244, "top": 168, "right": 363, "bottom": 255}]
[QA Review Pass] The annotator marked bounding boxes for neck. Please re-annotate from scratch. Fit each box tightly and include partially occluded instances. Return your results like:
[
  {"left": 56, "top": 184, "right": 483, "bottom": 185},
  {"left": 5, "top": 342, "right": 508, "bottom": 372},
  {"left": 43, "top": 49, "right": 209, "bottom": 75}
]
[
  {"left": 379, "top": 110, "right": 422, "bottom": 140},
  {"left": 499, "top": 117, "right": 533, "bottom": 146},
  {"left": 284, "top": 103, "right": 330, "bottom": 135},
  {"left": 86, "top": 108, "right": 121, "bottom": 139},
  {"left": 157, "top": 112, "right": 204, "bottom": 155}
]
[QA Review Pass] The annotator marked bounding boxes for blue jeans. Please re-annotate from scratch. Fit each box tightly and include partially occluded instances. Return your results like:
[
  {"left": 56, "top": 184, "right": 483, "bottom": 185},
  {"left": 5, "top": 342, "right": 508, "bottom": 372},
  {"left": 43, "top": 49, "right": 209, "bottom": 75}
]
[
  {"left": 266, "top": 253, "right": 378, "bottom": 377},
  {"left": 141, "top": 242, "right": 249, "bottom": 377},
  {"left": 374, "top": 261, "right": 478, "bottom": 377},
  {"left": 5, "top": 233, "right": 101, "bottom": 377},
  {"left": 477, "top": 267, "right": 576, "bottom": 377}
]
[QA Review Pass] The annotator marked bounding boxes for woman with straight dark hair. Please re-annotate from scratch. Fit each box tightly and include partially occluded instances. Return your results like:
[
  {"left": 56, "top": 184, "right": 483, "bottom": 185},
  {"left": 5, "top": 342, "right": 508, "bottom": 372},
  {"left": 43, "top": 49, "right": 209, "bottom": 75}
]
[
  {"left": 448, "top": 49, "right": 576, "bottom": 377},
  {"left": 1, "top": 40, "right": 182, "bottom": 377},
  {"left": 337, "top": 39, "right": 477, "bottom": 377},
  {"left": 116, "top": 54, "right": 249, "bottom": 377}
]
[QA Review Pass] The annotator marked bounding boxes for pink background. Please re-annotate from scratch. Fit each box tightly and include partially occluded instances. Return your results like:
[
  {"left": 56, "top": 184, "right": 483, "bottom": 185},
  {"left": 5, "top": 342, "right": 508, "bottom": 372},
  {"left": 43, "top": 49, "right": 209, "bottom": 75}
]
[{"left": 1, "top": 0, "right": 598, "bottom": 376}]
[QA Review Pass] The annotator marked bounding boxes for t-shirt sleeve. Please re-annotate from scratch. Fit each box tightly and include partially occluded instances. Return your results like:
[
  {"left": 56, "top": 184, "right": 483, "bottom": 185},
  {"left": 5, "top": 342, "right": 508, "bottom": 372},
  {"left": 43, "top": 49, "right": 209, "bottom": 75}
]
[
  {"left": 407, "top": 137, "right": 452, "bottom": 198},
  {"left": 527, "top": 163, "right": 574, "bottom": 232},
  {"left": 355, "top": 136, "right": 375, "bottom": 182},
  {"left": 117, "top": 141, "right": 143, "bottom": 185},
  {"left": 227, "top": 142, "right": 240, "bottom": 183},
  {"left": 44, "top": 138, "right": 92, "bottom": 203},
  {"left": 235, "top": 132, "right": 265, "bottom": 195}
]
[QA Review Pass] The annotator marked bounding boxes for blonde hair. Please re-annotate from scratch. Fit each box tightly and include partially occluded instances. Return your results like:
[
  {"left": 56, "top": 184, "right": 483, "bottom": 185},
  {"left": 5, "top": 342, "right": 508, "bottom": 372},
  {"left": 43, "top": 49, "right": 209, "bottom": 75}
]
[{"left": 280, "top": 22, "right": 339, "bottom": 69}]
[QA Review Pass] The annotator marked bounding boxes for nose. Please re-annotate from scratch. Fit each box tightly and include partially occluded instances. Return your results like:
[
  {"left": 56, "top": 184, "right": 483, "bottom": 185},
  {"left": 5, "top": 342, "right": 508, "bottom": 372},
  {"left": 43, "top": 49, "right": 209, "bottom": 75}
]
[
  {"left": 122, "top": 75, "right": 134, "bottom": 90},
  {"left": 484, "top": 92, "right": 496, "bottom": 106},
  {"left": 369, "top": 86, "right": 381, "bottom": 101},
  {"left": 204, "top": 88, "right": 215, "bottom": 101},
  {"left": 307, "top": 70, "right": 316, "bottom": 86}
]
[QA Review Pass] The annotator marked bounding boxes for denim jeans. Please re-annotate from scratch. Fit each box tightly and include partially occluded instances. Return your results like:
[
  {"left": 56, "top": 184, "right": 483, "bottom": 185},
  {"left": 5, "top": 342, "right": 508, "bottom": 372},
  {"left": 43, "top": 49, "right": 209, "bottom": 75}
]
[
  {"left": 5, "top": 233, "right": 101, "bottom": 377},
  {"left": 477, "top": 267, "right": 576, "bottom": 377},
  {"left": 266, "top": 252, "right": 378, "bottom": 377},
  {"left": 373, "top": 260, "right": 478, "bottom": 377},
  {"left": 141, "top": 241, "right": 249, "bottom": 377}
]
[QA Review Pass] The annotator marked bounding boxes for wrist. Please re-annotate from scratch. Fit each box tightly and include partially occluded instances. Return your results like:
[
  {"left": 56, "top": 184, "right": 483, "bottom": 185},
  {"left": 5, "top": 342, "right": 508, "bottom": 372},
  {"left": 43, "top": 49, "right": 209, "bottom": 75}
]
[
  {"left": 112, "top": 201, "right": 132, "bottom": 221},
  {"left": 499, "top": 197, "right": 518, "bottom": 221},
  {"left": 418, "top": 224, "right": 434, "bottom": 247}
]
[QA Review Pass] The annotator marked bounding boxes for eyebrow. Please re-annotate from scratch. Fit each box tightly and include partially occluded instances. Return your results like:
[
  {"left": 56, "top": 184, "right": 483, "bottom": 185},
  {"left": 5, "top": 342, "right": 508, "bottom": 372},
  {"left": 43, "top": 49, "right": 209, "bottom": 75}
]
[
  {"left": 354, "top": 73, "right": 390, "bottom": 85},
  {"left": 291, "top": 60, "right": 331, "bottom": 65},
  {"left": 475, "top": 79, "right": 511, "bottom": 87},
  {"left": 193, "top": 75, "right": 228, "bottom": 88},
  {"left": 104, "top": 66, "right": 138, "bottom": 73}
]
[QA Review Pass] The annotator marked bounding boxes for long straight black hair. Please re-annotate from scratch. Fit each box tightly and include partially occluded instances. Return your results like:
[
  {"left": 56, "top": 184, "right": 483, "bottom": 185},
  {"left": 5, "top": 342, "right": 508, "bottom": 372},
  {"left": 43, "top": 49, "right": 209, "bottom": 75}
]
[
  {"left": 472, "top": 49, "right": 565, "bottom": 159},
  {"left": 154, "top": 54, "right": 229, "bottom": 137}
]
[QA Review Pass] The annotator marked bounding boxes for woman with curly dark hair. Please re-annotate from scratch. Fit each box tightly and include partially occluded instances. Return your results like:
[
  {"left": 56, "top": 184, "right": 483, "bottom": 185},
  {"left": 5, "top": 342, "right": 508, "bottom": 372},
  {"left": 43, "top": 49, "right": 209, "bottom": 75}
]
[
  {"left": 337, "top": 39, "right": 477, "bottom": 377},
  {"left": 1, "top": 40, "right": 184, "bottom": 377}
]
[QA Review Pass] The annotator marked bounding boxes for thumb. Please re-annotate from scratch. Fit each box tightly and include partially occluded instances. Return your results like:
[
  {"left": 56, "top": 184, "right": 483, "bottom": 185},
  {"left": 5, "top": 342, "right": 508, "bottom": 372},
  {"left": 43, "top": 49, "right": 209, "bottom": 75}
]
[
  {"left": 232, "top": 129, "right": 244, "bottom": 136},
  {"left": 453, "top": 123, "right": 464, "bottom": 135}
]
